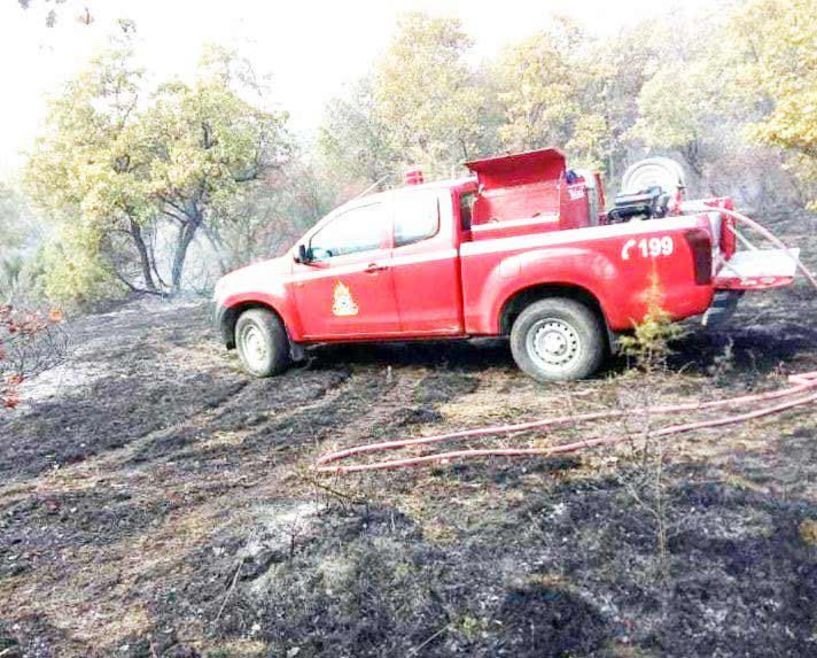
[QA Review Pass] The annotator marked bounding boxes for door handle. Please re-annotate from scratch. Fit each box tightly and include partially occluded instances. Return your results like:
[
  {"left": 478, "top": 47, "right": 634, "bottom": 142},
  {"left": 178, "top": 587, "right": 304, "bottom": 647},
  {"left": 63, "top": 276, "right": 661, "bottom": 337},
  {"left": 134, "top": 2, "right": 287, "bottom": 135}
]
[{"left": 364, "top": 263, "right": 388, "bottom": 273}]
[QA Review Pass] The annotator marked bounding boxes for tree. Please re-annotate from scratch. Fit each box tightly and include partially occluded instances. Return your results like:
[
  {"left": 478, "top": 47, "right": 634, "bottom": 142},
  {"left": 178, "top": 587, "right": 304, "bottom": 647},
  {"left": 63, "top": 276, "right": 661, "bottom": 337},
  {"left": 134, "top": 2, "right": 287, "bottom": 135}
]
[
  {"left": 319, "top": 11, "right": 494, "bottom": 185},
  {"left": 631, "top": 61, "right": 725, "bottom": 179},
  {"left": 372, "top": 12, "right": 488, "bottom": 171},
  {"left": 26, "top": 41, "right": 291, "bottom": 301},
  {"left": 492, "top": 16, "right": 618, "bottom": 172},
  {"left": 493, "top": 18, "right": 586, "bottom": 152},
  {"left": 729, "top": 0, "right": 817, "bottom": 207},
  {"left": 583, "top": 25, "right": 658, "bottom": 183},
  {"left": 140, "top": 48, "right": 290, "bottom": 289},
  {"left": 25, "top": 43, "right": 155, "bottom": 298},
  {"left": 207, "top": 157, "right": 336, "bottom": 271},
  {"left": 319, "top": 78, "right": 400, "bottom": 186}
]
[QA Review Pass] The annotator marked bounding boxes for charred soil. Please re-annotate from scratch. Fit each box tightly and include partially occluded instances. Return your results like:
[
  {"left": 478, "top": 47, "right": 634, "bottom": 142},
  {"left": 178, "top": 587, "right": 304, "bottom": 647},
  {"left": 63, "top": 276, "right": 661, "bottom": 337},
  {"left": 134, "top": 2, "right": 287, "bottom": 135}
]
[{"left": 1, "top": 213, "right": 817, "bottom": 657}]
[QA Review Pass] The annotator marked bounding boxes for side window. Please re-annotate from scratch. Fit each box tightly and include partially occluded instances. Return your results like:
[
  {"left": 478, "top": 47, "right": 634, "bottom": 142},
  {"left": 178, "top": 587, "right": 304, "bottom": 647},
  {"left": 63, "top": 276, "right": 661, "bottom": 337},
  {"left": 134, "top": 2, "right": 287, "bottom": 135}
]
[
  {"left": 394, "top": 190, "right": 440, "bottom": 247},
  {"left": 309, "top": 203, "right": 390, "bottom": 261}
]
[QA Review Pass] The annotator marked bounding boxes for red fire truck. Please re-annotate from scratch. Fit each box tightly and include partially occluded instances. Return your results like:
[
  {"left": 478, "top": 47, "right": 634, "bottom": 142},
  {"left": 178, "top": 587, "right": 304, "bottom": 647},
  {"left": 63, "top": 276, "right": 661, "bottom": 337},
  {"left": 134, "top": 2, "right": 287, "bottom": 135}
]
[{"left": 212, "top": 148, "right": 799, "bottom": 381}]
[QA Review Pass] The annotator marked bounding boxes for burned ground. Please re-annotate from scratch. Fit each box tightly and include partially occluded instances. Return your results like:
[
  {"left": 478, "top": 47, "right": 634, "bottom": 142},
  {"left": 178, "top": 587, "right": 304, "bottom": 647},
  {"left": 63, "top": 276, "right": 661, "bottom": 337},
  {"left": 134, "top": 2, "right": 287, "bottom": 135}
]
[{"left": 1, "top": 214, "right": 816, "bottom": 657}]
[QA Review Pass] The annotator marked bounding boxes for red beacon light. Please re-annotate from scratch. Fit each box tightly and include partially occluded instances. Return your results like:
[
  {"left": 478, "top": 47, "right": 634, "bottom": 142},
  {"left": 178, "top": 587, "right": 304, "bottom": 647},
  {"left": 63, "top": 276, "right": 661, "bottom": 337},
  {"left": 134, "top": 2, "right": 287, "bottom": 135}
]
[{"left": 404, "top": 168, "right": 424, "bottom": 185}]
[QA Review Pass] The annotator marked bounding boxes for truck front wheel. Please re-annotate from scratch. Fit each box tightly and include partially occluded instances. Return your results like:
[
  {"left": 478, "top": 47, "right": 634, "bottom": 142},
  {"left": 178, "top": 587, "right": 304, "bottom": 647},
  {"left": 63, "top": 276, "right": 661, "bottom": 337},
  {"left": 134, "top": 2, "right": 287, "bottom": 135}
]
[
  {"left": 235, "top": 308, "right": 291, "bottom": 377},
  {"left": 510, "top": 298, "right": 605, "bottom": 382}
]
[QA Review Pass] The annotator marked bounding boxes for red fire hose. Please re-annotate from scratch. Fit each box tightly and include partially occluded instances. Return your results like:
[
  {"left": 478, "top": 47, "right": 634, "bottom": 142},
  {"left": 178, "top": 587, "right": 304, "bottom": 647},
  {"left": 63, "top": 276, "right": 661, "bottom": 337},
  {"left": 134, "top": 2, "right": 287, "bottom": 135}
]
[
  {"left": 686, "top": 205, "right": 817, "bottom": 289},
  {"left": 314, "top": 208, "right": 817, "bottom": 476},
  {"left": 314, "top": 372, "right": 817, "bottom": 474}
]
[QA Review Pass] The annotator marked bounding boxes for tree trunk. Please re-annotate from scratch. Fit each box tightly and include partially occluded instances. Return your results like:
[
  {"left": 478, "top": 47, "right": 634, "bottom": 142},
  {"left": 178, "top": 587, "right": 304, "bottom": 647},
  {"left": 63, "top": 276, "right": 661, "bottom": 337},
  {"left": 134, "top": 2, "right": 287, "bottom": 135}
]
[
  {"left": 171, "top": 213, "right": 201, "bottom": 292},
  {"left": 199, "top": 223, "right": 229, "bottom": 275},
  {"left": 128, "top": 218, "right": 158, "bottom": 292},
  {"left": 681, "top": 142, "right": 705, "bottom": 179}
]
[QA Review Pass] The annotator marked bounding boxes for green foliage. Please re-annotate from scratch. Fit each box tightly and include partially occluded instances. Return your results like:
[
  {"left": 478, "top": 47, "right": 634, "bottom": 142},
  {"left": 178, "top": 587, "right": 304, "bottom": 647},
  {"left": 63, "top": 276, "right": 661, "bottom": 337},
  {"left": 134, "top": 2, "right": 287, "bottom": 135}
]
[
  {"left": 619, "top": 276, "right": 683, "bottom": 373},
  {"left": 40, "top": 225, "right": 116, "bottom": 305},
  {"left": 582, "top": 27, "right": 656, "bottom": 181},
  {"left": 318, "top": 4, "right": 817, "bottom": 207},
  {"left": 25, "top": 44, "right": 151, "bottom": 301},
  {"left": 319, "top": 78, "right": 399, "bottom": 185},
  {"left": 13, "top": 2, "right": 817, "bottom": 308},
  {"left": 143, "top": 56, "right": 289, "bottom": 221},
  {"left": 493, "top": 18, "right": 591, "bottom": 153},
  {"left": 25, "top": 40, "right": 291, "bottom": 301},
  {"left": 626, "top": 12, "right": 741, "bottom": 182},
  {"left": 632, "top": 61, "right": 721, "bottom": 177},
  {"left": 372, "top": 12, "right": 487, "bottom": 171},
  {"left": 729, "top": 0, "right": 817, "bottom": 207},
  {"left": 319, "top": 12, "right": 493, "bottom": 185},
  {"left": 490, "top": 15, "right": 647, "bottom": 173}
]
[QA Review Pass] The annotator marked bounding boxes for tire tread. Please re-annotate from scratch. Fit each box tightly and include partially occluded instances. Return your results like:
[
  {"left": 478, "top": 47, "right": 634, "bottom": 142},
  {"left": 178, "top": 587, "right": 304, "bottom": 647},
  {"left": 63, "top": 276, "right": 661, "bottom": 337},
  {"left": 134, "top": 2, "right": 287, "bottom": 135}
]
[
  {"left": 235, "top": 308, "right": 291, "bottom": 377},
  {"left": 509, "top": 297, "right": 605, "bottom": 382}
]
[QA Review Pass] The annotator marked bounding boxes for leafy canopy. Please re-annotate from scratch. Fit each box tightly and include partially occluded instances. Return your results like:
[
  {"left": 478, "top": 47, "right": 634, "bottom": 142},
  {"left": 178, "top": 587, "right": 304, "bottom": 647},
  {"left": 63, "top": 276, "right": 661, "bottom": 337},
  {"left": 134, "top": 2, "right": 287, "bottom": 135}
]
[
  {"left": 26, "top": 42, "right": 290, "bottom": 301},
  {"left": 320, "top": 12, "right": 490, "bottom": 184},
  {"left": 730, "top": 0, "right": 817, "bottom": 206}
]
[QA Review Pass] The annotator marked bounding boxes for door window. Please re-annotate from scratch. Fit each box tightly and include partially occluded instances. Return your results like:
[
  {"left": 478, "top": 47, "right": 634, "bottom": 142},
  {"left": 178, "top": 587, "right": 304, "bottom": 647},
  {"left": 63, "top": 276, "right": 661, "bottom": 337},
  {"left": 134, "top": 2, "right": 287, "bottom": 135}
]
[
  {"left": 309, "top": 202, "right": 391, "bottom": 261},
  {"left": 394, "top": 190, "right": 440, "bottom": 247}
]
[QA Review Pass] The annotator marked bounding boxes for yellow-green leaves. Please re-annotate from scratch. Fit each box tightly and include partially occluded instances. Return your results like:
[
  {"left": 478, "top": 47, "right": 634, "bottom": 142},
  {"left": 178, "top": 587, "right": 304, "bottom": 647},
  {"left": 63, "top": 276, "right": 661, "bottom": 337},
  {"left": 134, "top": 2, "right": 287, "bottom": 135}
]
[
  {"left": 372, "top": 12, "right": 485, "bottom": 172},
  {"left": 730, "top": 0, "right": 817, "bottom": 206},
  {"left": 25, "top": 44, "right": 291, "bottom": 300},
  {"left": 320, "top": 12, "right": 492, "bottom": 184},
  {"left": 630, "top": 61, "right": 725, "bottom": 178},
  {"left": 40, "top": 224, "right": 115, "bottom": 305},
  {"left": 494, "top": 19, "right": 585, "bottom": 152}
]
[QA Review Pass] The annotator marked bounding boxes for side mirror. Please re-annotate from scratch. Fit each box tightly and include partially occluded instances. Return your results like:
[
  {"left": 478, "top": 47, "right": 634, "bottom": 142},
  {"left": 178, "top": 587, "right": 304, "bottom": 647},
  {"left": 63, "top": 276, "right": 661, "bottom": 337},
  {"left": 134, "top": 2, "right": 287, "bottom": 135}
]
[{"left": 296, "top": 244, "right": 310, "bottom": 264}]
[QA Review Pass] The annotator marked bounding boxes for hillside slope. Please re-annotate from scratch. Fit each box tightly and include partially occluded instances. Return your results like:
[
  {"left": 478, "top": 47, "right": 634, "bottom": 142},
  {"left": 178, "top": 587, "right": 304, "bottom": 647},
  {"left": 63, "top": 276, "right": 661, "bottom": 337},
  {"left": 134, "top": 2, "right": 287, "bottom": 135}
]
[{"left": 1, "top": 215, "right": 817, "bottom": 658}]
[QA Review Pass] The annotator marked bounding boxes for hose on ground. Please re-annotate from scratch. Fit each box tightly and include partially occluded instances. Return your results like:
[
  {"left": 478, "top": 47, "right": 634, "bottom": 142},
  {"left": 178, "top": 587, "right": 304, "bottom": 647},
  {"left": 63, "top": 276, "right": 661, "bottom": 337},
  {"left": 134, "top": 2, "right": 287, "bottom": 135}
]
[
  {"left": 313, "top": 207, "right": 817, "bottom": 475},
  {"left": 313, "top": 372, "right": 817, "bottom": 474}
]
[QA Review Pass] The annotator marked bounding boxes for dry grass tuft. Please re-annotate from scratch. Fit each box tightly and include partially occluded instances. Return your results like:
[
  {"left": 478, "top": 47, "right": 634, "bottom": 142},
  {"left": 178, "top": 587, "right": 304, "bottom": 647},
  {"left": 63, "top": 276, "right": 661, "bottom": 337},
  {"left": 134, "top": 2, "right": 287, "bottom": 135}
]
[{"left": 799, "top": 519, "right": 817, "bottom": 547}]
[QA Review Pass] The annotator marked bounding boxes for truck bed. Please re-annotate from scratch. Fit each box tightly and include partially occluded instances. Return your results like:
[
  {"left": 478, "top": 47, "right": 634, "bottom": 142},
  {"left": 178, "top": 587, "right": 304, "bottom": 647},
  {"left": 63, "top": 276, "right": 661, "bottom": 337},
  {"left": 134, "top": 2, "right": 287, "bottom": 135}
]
[{"left": 459, "top": 215, "right": 718, "bottom": 334}]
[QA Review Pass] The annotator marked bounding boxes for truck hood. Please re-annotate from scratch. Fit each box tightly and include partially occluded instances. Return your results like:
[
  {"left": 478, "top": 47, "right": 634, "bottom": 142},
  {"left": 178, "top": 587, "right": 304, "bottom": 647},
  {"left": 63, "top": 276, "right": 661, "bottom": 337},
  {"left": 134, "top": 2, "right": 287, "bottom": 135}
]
[{"left": 213, "top": 256, "right": 291, "bottom": 303}]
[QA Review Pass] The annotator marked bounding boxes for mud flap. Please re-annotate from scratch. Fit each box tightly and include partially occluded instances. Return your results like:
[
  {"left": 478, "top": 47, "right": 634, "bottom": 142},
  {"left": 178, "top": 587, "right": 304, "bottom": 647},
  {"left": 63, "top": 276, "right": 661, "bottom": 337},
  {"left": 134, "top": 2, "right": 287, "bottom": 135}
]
[
  {"left": 702, "top": 290, "right": 744, "bottom": 327},
  {"left": 289, "top": 340, "right": 306, "bottom": 362}
]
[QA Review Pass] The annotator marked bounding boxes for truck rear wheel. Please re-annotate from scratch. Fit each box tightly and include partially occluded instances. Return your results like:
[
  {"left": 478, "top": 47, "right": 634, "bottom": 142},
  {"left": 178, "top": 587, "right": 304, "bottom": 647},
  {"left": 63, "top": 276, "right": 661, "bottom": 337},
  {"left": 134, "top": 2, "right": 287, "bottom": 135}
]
[
  {"left": 510, "top": 298, "right": 605, "bottom": 382},
  {"left": 235, "top": 308, "right": 291, "bottom": 377}
]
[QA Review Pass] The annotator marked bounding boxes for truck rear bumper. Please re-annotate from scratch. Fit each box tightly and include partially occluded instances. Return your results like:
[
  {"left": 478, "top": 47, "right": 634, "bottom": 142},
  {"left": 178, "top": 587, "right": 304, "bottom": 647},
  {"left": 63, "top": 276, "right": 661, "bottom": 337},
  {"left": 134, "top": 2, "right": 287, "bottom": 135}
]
[{"left": 714, "top": 248, "right": 799, "bottom": 291}]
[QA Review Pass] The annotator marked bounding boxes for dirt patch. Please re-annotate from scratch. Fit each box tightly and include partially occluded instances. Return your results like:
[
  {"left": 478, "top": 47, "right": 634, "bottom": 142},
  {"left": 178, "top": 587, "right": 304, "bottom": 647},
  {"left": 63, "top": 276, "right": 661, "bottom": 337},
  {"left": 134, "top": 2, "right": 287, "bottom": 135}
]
[
  {"left": 0, "top": 371, "right": 246, "bottom": 477},
  {"left": 0, "top": 487, "right": 174, "bottom": 579},
  {"left": 494, "top": 584, "right": 608, "bottom": 657}
]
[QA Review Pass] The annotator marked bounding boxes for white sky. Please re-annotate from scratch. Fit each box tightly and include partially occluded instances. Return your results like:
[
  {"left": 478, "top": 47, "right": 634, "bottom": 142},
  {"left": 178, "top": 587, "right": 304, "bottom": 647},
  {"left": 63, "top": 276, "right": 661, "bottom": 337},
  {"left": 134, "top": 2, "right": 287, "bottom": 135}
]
[{"left": 0, "top": 0, "right": 710, "bottom": 177}]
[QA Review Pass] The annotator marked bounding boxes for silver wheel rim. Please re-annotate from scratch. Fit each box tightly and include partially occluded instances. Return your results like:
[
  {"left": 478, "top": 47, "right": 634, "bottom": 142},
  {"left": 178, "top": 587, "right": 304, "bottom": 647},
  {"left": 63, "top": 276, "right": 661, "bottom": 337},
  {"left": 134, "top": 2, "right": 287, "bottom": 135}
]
[
  {"left": 526, "top": 318, "right": 582, "bottom": 373},
  {"left": 240, "top": 323, "right": 268, "bottom": 371}
]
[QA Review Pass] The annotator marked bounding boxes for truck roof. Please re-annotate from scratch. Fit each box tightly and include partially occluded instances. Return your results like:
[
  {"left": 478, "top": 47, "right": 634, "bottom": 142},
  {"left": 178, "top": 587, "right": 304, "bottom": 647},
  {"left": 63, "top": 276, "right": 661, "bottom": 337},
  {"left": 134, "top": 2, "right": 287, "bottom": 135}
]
[{"left": 333, "top": 176, "right": 476, "bottom": 213}]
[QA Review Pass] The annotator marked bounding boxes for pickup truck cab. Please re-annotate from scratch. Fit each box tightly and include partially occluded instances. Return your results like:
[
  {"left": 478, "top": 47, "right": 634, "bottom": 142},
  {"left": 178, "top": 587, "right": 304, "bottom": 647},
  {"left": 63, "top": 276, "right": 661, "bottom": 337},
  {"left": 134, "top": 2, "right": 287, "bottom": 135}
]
[{"left": 213, "top": 148, "right": 797, "bottom": 381}]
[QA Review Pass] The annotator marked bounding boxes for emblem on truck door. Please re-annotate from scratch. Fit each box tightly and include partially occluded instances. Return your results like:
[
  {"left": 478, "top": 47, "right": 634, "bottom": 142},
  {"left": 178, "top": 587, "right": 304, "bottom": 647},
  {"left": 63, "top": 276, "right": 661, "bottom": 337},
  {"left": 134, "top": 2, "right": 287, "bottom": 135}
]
[{"left": 332, "top": 281, "right": 359, "bottom": 317}]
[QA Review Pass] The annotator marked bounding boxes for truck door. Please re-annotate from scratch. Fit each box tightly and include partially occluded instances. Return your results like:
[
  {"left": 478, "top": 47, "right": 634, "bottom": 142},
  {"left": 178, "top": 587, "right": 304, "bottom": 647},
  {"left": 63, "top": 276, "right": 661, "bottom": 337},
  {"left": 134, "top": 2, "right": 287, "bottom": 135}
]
[
  {"left": 292, "top": 200, "right": 401, "bottom": 340},
  {"left": 389, "top": 189, "right": 464, "bottom": 336}
]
